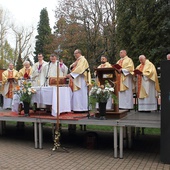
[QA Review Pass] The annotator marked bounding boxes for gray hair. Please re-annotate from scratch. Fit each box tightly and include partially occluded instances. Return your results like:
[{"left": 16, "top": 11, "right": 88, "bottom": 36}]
[{"left": 23, "top": 61, "right": 30, "bottom": 66}]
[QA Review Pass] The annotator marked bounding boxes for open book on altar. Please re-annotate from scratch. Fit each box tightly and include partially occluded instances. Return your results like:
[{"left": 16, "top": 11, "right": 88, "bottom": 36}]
[
  {"left": 134, "top": 69, "right": 142, "bottom": 75},
  {"left": 113, "top": 64, "right": 122, "bottom": 70}
]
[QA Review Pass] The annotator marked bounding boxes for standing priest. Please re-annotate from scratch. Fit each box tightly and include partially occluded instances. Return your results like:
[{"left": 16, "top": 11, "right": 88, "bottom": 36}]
[
  {"left": 43, "top": 53, "right": 68, "bottom": 86},
  {"left": 135, "top": 55, "right": 160, "bottom": 111},
  {"left": 2, "top": 63, "right": 19, "bottom": 109},
  {"left": 67, "top": 49, "right": 91, "bottom": 112},
  {"left": 115, "top": 50, "right": 134, "bottom": 110},
  {"left": 19, "top": 61, "right": 32, "bottom": 79},
  {"left": 32, "top": 53, "right": 47, "bottom": 86}
]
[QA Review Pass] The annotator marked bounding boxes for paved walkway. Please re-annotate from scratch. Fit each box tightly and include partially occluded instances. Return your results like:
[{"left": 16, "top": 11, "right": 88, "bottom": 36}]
[{"left": 0, "top": 123, "right": 169, "bottom": 170}]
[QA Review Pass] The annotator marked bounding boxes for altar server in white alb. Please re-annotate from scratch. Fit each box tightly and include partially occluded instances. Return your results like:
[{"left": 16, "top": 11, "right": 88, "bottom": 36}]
[
  {"left": 67, "top": 49, "right": 91, "bottom": 112},
  {"left": 135, "top": 55, "right": 160, "bottom": 111},
  {"left": 43, "top": 53, "right": 68, "bottom": 85},
  {"left": 116, "top": 50, "right": 134, "bottom": 110},
  {"left": 32, "top": 53, "right": 47, "bottom": 86}
]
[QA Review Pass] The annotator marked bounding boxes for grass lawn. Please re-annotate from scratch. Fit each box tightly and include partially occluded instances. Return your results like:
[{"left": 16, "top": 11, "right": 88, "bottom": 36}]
[{"left": 5, "top": 121, "right": 160, "bottom": 135}]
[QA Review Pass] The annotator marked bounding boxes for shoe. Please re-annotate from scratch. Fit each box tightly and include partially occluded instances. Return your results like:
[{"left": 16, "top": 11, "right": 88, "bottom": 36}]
[{"left": 99, "top": 116, "right": 106, "bottom": 120}]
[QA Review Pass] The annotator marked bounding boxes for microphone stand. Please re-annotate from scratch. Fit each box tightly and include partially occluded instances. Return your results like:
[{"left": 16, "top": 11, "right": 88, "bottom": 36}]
[{"left": 44, "top": 62, "right": 51, "bottom": 86}]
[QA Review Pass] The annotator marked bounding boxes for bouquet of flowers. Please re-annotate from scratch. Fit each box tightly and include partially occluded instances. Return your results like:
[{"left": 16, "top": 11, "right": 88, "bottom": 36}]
[
  {"left": 16, "top": 81, "right": 36, "bottom": 103},
  {"left": 89, "top": 81, "right": 117, "bottom": 107}
]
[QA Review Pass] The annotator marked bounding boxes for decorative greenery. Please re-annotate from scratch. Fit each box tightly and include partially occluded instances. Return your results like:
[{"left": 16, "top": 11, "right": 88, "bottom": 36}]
[
  {"left": 16, "top": 81, "right": 36, "bottom": 103},
  {"left": 89, "top": 81, "right": 117, "bottom": 109}
]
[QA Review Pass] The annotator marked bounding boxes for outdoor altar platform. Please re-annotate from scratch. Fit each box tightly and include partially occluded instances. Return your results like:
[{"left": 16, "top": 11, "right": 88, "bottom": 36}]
[
  {"left": 12, "top": 86, "right": 72, "bottom": 116},
  {"left": 0, "top": 109, "right": 160, "bottom": 159}
]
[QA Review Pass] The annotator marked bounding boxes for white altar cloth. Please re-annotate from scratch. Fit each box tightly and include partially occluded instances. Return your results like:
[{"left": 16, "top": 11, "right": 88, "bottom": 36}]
[{"left": 32, "top": 86, "right": 72, "bottom": 116}]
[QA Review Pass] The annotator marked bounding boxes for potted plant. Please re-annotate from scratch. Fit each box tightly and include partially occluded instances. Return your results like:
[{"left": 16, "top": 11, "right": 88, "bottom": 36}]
[
  {"left": 89, "top": 81, "right": 117, "bottom": 119},
  {"left": 16, "top": 81, "right": 36, "bottom": 116}
]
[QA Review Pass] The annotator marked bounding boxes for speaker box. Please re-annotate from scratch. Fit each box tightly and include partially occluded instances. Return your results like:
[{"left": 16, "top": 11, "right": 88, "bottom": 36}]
[{"left": 160, "top": 60, "right": 170, "bottom": 163}]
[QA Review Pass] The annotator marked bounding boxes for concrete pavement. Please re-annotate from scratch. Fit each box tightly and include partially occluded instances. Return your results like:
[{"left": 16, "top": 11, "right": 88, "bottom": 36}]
[{"left": 0, "top": 123, "right": 169, "bottom": 170}]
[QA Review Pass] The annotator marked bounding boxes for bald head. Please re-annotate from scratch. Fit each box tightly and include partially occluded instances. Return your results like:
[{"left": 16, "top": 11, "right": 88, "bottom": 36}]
[
  {"left": 119, "top": 50, "right": 127, "bottom": 58},
  {"left": 139, "top": 55, "right": 146, "bottom": 65},
  {"left": 167, "top": 54, "right": 170, "bottom": 60}
]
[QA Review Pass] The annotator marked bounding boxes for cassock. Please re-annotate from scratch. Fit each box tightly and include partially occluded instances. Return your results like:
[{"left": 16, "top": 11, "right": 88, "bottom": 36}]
[
  {"left": 96, "top": 62, "right": 113, "bottom": 109},
  {"left": 117, "top": 56, "right": 134, "bottom": 109},
  {"left": 70, "top": 56, "right": 91, "bottom": 111},
  {"left": 136, "top": 59, "right": 160, "bottom": 111},
  {"left": 32, "top": 60, "right": 47, "bottom": 86},
  {"left": 2, "top": 69, "right": 19, "bottom": 109},
  {"left": 43, "top": 61, "right": 68, "bottom": 86},
  {"left": 19, "top": 66, "right": 32, "bottom": 79}
]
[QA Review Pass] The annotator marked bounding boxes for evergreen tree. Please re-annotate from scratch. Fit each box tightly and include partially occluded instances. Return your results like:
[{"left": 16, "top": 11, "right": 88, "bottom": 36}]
[
  {"left": 34, "top": 8, "right": 52, "bottom": 62},
  {"left": 116, "top": 0, "right": 170, "bottom": 67},
  {"left": 16, "top": 53, "right": 23, "bottom": 71}
]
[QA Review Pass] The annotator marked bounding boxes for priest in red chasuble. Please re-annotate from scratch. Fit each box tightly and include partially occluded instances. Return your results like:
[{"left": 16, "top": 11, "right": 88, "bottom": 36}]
[
  {"left": 135, "top": 55, "right": 160, "bottom": 111},
  {"left": 115, "top": 50, "right": 134, "bottom": 110},
  {"left": 2, "top": 63, "right": 19, "bottom": 109},
  {"left": 67, "top": 49, "right": 91, "bottom": 112},
  {"left": 19, "top": 61, "right": 32, "bottom": 79}
]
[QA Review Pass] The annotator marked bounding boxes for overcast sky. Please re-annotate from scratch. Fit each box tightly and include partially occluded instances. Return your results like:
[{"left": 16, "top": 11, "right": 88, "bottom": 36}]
[
  {"left": 0, "top": 0, "right": 57, "bottom": 29},
  {"left": 0, "top": 0, "right": 58, "bottom": 61}
]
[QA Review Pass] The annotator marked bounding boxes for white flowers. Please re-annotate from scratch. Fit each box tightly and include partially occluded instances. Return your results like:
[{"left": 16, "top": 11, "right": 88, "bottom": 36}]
[
  {"left": 28, "top": 88, "right": 31, "bottom": 92},
  {"left": 89, "top": 82, "right": 115, "bottom": 103}
]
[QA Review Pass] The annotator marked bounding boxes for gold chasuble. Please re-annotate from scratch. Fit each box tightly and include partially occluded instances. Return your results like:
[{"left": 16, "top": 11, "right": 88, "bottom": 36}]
[
  {"left": 2, "top": 69, "right": 19, "bottom": 98},
  {"left": 19, "top": 66, "right": 32, "bottom": 79},
  {"left": 136, "top": 59, "right": 160, "bottom": 98},
  {"left": 97, "top": 62, "right": 112, "bottom": 86},
  {"left": 116, "top": 56, "right": 134, "bottom": 91},
  {"left": 98, "top": 62, "right": 112, "bottom": 68},
  {"left": 70, "top": 56, "right": 91, "bottom": 91}
]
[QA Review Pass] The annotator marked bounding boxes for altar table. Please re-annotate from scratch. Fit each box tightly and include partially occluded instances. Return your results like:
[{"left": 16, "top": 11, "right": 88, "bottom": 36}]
[{"left": 32, "top": 86, "right": 72, "bottom": 116}]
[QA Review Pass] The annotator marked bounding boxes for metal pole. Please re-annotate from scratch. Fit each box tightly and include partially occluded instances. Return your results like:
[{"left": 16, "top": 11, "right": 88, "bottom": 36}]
[{"left": 52, "top": 61, "right": 61, "bottom": 151}]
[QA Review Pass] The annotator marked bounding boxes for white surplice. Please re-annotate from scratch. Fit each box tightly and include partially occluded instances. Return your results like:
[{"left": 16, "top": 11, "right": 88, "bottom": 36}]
[
  {"left": 138, "top": 76, "right": 157, "bottom": 111},
  {"left": 32, "top": 60, "right": 48, "bottom": 86},
  {"left": 119, "top": 69, "right": 134, "bottom": 109},
  {"left": 70, "top": 74, "right": 88, "bottom": 111},
  {"left": 3, "top": 97, "right": 12, "bottom": 109},
  {"left": 43, "top": 61, "right": 68, "bottom": 86}
]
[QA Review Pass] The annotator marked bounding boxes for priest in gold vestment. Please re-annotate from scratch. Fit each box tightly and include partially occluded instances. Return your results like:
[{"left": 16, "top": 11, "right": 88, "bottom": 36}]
[
  {"left": 96, "top": 55, "right": 112, "bottom": 109},
  {"left": 116, "top": 50, "right": 134, "bottom": 110},
  {"left": 67, "top": 49, "right": 91, "bottom": 112},
  {"left": 2, "top": 63, "right": 19, "bottom": 109},
  {"left": 135, "top": 55, "right": 160, "bottom": 111},
  {"left": 19, "top": 61, "right": 32, "bottom": 79}
]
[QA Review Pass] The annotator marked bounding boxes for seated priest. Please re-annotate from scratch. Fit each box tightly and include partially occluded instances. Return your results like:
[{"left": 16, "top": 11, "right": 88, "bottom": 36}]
[
  {"left": 43, "top": 53, "right": 68, "bottom": 86},
  {"left": 2, "top": 63, "right": 19, "bottom": 109},
  {"left": 19, "top": 61, "right": 32, "bottom": 79}
]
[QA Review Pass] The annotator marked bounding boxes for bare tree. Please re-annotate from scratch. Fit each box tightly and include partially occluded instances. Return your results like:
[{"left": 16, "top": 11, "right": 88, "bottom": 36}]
[
  {"left": 0, "top": 7, "right": 11, "bottom": 68},
  {"left": 54, "top": 0, "right": 116, "bottom": 67},
  {"left": 11, "top": 25, "right": 34, "bottom": 63}
]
